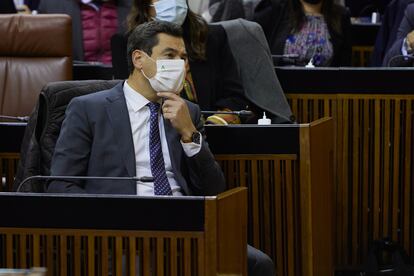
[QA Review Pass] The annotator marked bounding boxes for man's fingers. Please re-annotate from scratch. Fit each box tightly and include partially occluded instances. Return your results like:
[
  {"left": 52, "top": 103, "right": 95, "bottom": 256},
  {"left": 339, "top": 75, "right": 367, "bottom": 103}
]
[{"left": 157, "top": 92, "right": 181, "bottom": 100}]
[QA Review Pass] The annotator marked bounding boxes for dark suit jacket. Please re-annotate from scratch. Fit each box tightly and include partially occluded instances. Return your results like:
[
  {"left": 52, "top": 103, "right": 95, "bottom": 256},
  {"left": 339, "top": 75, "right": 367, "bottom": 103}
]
[
  {"left": 0, "top": 0, "right": 17, "bottom": 13},
  {"left": 38, "top": 0, "right": 131, "bottom": 61},
  {"left": 383, "top": 3, "right": 414, "bottom": 66},
  {"left": 47, "top": 82, "right": 226, "bottom": 196},
  {"left": 112, "top": 24, "right": 249, "bottom": 113},
  {"left": 253, "top": 0, "right": 352, "bottom": 66}
]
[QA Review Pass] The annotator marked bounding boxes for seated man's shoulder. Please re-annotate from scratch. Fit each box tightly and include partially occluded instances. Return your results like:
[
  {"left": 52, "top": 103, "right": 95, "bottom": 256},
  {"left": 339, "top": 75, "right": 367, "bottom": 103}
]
[{"left": 69, "top": 88, "right": 117, "bottom": 108}]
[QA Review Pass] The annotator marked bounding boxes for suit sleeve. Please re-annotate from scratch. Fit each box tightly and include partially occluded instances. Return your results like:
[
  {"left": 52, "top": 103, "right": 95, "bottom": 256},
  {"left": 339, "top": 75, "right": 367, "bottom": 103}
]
[
  {"left": 185, "top": 105, "right": 226, "bottom": 196},
  {"left": 47, "top": 98, "right": 91, "bottom": 193},
  {"left": 383, "top": 5, "right": 414, "bottom": 66}
]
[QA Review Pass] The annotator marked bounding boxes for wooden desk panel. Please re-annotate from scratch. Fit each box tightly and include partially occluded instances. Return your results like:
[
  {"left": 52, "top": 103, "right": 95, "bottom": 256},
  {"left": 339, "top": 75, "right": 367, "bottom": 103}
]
[{"left": 287, "top": 93, "right": 414, "bottom": 267}]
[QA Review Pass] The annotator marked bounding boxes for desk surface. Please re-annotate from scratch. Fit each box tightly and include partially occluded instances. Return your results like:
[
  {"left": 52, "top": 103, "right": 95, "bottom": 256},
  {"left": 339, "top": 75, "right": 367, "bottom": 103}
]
[
  {"left": 0, "top": 192, "right": 205, "bottom": 230},
  {"left": 276, "top": 67, "right": 414, "bottom": 94}
]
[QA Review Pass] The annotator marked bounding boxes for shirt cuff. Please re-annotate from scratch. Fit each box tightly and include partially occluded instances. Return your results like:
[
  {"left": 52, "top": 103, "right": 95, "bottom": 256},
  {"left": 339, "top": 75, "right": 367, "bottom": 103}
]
[
  {"left": 402, "top": 37, "right": 412, "bottom": 56},
  {"left": 181, "top": 134, "right": 202, "bottom": 157}
]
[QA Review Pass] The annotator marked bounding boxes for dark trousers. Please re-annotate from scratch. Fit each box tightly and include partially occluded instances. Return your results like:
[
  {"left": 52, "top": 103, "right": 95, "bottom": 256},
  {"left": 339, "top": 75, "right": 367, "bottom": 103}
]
[{"left": 247, "top": 244, "right": 275, "bottom": 276}]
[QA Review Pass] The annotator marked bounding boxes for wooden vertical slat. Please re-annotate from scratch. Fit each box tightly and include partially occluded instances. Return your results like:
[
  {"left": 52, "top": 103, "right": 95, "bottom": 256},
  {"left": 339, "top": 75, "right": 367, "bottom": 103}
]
[
  {"left": 59, "top": 235, "right": 67, "bottom": 276},
  {"left": 303, "top": 99, "right": 309, "bottom": 123},
  {"left": 129, "top": 237, "right": 137, "bottom": 276},
  {"left": 87, "top": 236, "right": 95, "bottom": 276},
  {"left": 251, "top": 160, "right": 260, "bottom": 247},
  {"left": 263, "top": 160, "right": 271, "bottom": 253},
  {"left": 170, "top": 238, "right": 177, "bottom": 276},
  {"left": 352, "top": 99, "right": 359, "bottom": 264},
  {"left": 74, "top": 236, "right": 81, "bottom": 276},
  {"left": 342, "top": 98, "right": 350, "bottom": 263},
  {"left": 361, "top": 99, "right": 370, "bottom": 259},
  {"left": 184, "top": 238, "right": 191, "bottom": 276},
  {"left": 373, "top": 99, "right": 381, "bottom": 240},
  {"left": 143, "top": 237, "right": 151, "bottom": 275},
  {"left": 240, "top": 160, "right": 246, "bottom": 187},
  {"left": 392, "top": 100, "right": 401, "bottom": 242},
  {"left": 101, "top": 237, "right": 109, "bottom": 276},
  {"left": 156, "top": 238, "right": 164, "bottom": 276},
  {"left": 19, "top": 235, "right": 26, "bottom": 268},
  {"left": 286, "top": 161, "right": 295, "bottom": 276},
  {"left": 46, "top": 235, "right": 54, "bottom": 275},
  {"left": 33, "top": 234, "right": 40, "bottom": 267},
  {"left": 403, "top": 101, "right": 412, "bottom": 250},
  {"left": 115, "top": 236, "right": 123, "bottom": 276},
  {"left": 383, "top": 100, "right": 391, "bottom": 238},
  {"left": 274, "top": 160, "right": 284, "bottom": 276},
  {"left": 197, "top": 237, "right": 204, "bottom": 276},
  {"left": 6, "top": 234, "right": 13, "bottom": 268}
]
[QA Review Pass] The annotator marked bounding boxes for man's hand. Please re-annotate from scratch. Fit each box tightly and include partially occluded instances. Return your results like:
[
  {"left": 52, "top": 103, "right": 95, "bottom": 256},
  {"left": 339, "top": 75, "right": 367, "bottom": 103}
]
[
  {"left": 406, "top": 30, "right": 414, "bottom": 52},
  {"left": 157, "top": 92, "right": 196, "bottom": 142}
]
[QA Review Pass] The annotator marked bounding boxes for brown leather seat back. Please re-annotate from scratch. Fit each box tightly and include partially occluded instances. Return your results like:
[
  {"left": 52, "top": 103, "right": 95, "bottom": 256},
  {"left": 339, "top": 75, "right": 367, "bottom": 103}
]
[{"left": 0, "top": 14, "right": 72, "bottom": 117}]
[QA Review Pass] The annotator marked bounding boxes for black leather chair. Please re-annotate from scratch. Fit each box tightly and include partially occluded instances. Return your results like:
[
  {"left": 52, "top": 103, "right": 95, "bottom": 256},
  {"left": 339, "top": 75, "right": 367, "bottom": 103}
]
[{"left": 14, "top": 80, "right": 121, "bottom": 192}]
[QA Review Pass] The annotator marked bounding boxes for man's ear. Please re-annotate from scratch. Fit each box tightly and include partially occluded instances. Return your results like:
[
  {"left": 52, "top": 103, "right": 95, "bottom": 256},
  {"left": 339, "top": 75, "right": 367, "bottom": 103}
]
[{"left": 131, "top": 50, "right": 144, "bottom": 70}]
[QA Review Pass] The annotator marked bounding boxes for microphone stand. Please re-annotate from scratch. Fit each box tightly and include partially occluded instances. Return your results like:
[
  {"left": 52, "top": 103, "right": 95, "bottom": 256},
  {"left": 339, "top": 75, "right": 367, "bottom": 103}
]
[
  {"left": 0, "top": 115, "right": 30, "bottom": 122},
  {"left": 201, "top": 110, "right": 253, "bottom": 116},
  {"left": 16, "top": 175, "right": 154, "bottom": 193}
]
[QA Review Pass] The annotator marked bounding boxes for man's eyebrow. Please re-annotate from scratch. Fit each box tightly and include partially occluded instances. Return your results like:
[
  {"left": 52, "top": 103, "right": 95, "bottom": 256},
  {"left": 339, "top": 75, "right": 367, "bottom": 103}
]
[{"left": 160, "top": 47, "right": 179, "bottom": 54}]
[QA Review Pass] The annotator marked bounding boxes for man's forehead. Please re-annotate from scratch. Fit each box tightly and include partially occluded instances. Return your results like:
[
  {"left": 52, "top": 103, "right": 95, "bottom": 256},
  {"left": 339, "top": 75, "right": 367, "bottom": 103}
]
[{"left": 155, "top": 33, "right": 186, "bottom": 52}]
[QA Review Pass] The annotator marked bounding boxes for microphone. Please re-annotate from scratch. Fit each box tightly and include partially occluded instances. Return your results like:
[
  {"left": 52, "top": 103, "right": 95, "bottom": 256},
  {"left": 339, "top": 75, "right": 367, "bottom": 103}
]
[
  {"left": 16, "top": 175, "right": 154, "bottom": 193},
  {"left": 201, "top": 110, "right": 253, "bottom": 116},
  {"left": 272, "top": 54, "right": 300, "bottom": 59},
  {"left": 0, "top": 115, "right": 30, "bottom": 122},
  {"left": 387, "top": 54, "right": 414, "bottom": 67},
  {"left": 272, "top": 54, "right": 300, "bottom": 66}
]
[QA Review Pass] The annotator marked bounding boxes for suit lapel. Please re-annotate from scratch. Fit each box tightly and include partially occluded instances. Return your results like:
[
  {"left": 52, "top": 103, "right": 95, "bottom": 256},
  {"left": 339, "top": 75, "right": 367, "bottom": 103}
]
[{"left": 105, "top": 83, "right": 136, "bottom": 177}]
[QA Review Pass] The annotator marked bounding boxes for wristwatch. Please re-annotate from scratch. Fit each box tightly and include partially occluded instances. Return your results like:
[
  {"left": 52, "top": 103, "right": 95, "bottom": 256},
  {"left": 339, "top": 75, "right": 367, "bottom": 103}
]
[{"left": 191, "top": 131, "right": 201, "bottom": 145}]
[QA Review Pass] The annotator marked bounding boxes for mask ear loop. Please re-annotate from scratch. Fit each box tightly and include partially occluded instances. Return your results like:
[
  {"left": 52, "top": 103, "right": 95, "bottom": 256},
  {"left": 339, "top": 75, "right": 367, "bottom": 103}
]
[{"left": 140, "top": 52, "right": 157, "bottom": 80}]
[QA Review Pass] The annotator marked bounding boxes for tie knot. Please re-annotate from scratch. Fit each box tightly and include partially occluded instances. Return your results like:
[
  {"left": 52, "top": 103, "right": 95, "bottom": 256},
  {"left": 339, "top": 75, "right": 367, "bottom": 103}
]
[{"left": 147, "top": 102, "right": 160, "bottom": 114}]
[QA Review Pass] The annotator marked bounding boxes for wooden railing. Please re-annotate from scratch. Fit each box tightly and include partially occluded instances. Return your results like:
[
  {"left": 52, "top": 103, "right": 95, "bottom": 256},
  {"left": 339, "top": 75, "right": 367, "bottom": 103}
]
[
  {"left": 0, "top": 188, "right": 247, "bottom": 276},
  {"left": 287, "top": 94, "right": 414, "bottom": 266},
  {"left": 210, "top": 118, "right": 334, "bottom": 276}
]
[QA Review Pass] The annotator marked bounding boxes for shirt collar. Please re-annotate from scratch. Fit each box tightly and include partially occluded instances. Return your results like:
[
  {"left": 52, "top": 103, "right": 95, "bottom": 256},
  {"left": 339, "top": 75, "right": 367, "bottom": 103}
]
[{"left": 123, "top": 81, "right": 151, "bottom": 113}]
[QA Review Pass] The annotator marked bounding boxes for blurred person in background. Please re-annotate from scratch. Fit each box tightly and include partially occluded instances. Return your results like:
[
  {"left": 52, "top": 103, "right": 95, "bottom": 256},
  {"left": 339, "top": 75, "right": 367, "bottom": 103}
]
[
  {"left": 383, "top": 3, "right": 414, "bottom": 66},
  {"left": 253, "top": 0, "right": 352, "bottom": 66},
  {"left": 38, "top": 0, "right": 131, "bottom": 64}
]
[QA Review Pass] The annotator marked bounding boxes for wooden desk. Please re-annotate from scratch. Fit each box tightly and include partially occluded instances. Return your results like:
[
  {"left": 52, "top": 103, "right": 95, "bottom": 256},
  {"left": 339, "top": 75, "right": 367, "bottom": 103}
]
[
  {"left": 278, "top": 67, "right": 414, "bottom": 267},
  {"left": 207, "top": 118, "right": 334, "bottom": 276},
  {"left": 0, "top": 188, "right": 247, "bottom": 276}
]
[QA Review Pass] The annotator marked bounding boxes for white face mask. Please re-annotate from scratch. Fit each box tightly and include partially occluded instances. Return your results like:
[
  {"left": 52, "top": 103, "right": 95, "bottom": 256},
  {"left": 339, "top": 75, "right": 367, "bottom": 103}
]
[
  {"left": 141, "top": 55, "right": 186, "bottom": 93},
  {"left": 151, "top": 0, "right": 188, "bottom": 26}
]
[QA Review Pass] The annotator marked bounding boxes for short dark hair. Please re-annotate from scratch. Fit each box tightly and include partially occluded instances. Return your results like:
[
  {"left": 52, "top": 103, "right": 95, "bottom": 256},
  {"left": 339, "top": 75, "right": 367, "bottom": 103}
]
[{"left": 127, "top": 20, "right": 183, "bottom": 75}]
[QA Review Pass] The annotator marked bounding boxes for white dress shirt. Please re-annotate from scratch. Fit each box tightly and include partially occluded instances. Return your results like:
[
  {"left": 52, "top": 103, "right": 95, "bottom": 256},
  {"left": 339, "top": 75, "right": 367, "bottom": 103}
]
[{"left": 123, "top": 81, "right": 201, "bottom": 196}]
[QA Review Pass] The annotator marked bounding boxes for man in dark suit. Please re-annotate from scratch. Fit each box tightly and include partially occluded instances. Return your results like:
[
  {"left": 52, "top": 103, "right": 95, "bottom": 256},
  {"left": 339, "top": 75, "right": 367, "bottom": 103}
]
[
  {"left": 48, "top": 20, "right": 274, "bottom": 276},
  {"left": 38, "top": 0, "right": 131, "bottom": 62},
  {"left": 48, "top": 21, "right": 224, "bottom": 196},
  {"left": 383, "top": 3, "right": 414, "bottom": 66}
]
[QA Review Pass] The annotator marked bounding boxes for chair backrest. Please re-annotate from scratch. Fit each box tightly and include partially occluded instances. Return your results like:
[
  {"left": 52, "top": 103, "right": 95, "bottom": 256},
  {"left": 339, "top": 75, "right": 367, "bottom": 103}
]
[
  {"left": 0, "top": 14, "right": 72, "bottom": 117},
  {"left": 14, "top": 80, "right": 122, "bottom": 192}
]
